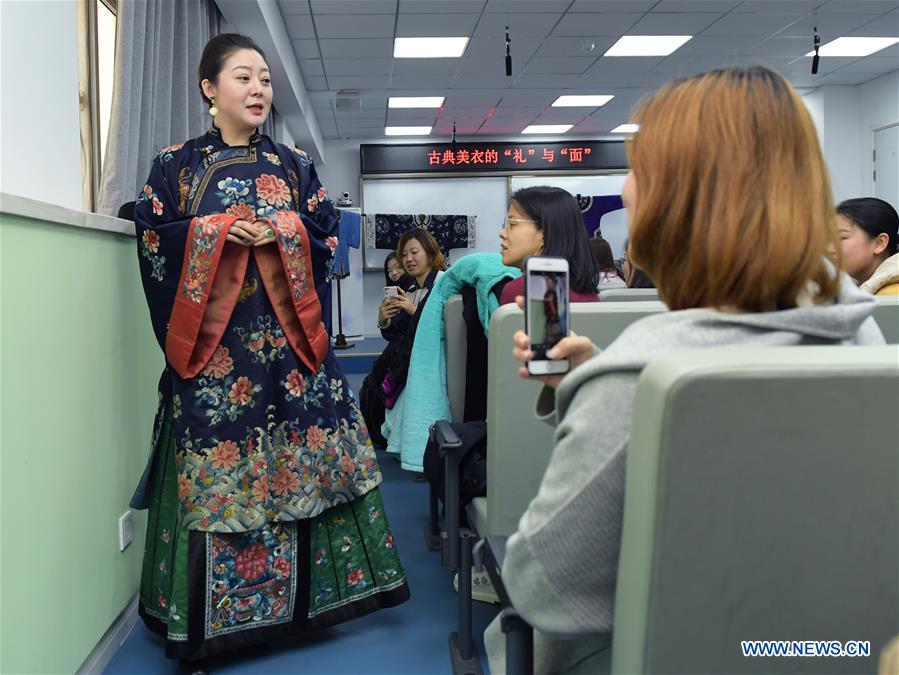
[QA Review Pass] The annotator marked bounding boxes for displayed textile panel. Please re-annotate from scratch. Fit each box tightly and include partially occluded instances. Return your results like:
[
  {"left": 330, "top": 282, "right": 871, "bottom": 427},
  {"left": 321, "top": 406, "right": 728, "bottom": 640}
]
[
  {"left": 578, "top": 194, "right": 625, "bottom": 239},
  {"left": 363, "top": 213, "right": 477, "bottom": 256}
]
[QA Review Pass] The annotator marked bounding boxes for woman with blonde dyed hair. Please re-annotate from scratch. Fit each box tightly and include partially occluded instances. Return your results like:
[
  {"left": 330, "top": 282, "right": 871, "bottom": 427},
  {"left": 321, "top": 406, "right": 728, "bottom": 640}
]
[{"left": 487, "top": 66, "right": 885, "bottom": 674}]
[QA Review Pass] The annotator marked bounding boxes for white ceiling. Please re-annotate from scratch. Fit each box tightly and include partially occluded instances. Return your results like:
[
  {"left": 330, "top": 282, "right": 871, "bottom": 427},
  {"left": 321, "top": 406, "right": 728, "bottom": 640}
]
[{"left": 274, "top": 0, "right": 899, "bottom": 139}]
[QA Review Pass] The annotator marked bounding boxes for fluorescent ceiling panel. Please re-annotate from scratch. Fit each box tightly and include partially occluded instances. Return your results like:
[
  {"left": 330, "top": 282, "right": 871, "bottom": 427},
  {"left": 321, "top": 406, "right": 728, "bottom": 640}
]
[
  {"left": 394, "top": 37, "right": 469, "bottom": 58},
  {"left": 806, "top": 37, "right": 899, "bottom": 57},
  {"left": 611, "top": 123, "right": 639, "bottom": 133},
  {"left": 552, "top": 95, "right": 615, "bottom": 107},
  {"left": 522, "top": 124, "right": 573, "bottom": 134},
  {"left": 385, "top": 126, "right": 433, "bottom": 136},
  {"left": 388, "top": 96, "right": 445, "bottom": 108},
  {"left": 604, "top": 35, "right": 693, "bottom": 57}
]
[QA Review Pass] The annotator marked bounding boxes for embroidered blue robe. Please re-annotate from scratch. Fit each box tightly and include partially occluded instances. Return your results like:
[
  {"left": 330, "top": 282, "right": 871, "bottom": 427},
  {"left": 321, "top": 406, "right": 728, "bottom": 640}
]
[{"left": 133, "top": 127, "right": 383, "bottom": 531}]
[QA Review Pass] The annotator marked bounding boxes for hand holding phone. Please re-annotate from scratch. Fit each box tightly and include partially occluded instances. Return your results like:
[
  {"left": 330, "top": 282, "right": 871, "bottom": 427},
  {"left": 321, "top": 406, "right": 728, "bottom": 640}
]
[
  {"left": 513, "top": 323, "right": 594, "bottom": 389},
  {"left": 524, "top": 256, "right": 570, "bottom": 376}
]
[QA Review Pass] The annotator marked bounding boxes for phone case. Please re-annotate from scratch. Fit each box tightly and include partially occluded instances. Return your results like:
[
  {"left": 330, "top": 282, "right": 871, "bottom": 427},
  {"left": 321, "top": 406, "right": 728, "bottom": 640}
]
[{"left": 524, "top": 258, "right": 571, "bottom": 375}]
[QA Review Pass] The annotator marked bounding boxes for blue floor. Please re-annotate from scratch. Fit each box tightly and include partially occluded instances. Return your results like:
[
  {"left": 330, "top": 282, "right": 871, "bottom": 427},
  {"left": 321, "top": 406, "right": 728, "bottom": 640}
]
[
  {"left": 333, "top": 336, "right": 387, "bottom": 374},
  {"left": 105, "top": 375, "right": 499, "bottom": 675}
]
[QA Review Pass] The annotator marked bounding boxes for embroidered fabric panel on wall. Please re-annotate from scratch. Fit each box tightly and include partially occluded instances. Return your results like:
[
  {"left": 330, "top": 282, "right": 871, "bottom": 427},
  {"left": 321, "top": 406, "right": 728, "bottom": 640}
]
[
  {"left": 577, "top": 195, "right": 624, "bottom": 239},
  {"left": 362, "top": 213, "right": 477, "bottom": 256}
]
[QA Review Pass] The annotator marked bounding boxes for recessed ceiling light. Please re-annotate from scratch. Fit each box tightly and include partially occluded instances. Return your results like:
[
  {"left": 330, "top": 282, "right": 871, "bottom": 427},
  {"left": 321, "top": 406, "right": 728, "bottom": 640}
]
[
  {"left": 611, "top": 123, "right": 639, "bottom": 133},
  {"left": 522, "top": 124, "right": 573, "bottom": 134},
  {"left": 388, "top": 96, "right": 445, "bottom": 109},
  {"left": 805, "top": 36, "right": 899, "bottom": 57},
  {"left": 552, "top": 95, "right": 615, "bottom": 107},
  {"left": 394, "top": 37, "right": 469, "bottom": 58},
  {"left": 385, "top": 126, "right": 433, "bottom": 136},
  {"left": 604, "top": 35, "right": 692, "bottom": 57}
]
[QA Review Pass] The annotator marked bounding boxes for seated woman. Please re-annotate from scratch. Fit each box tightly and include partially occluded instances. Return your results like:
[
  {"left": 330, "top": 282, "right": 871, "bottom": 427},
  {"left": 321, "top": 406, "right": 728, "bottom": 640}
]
[
  {"left": 359, "top": 229, "right": 446, "bottom": 447},
  {"left": 377, "top": 230, "right": 445, "bottom": 340},
  {"left": 499, "top": 186, "right": 600, "bottom": 305},
  {"left": 487, "top": 66, "right": 885, "bottom": 674},
  {"left": 836, "top": 197, "right": 899, "bottom": 296},
  {"left": 590, "top": 237, "right": 627, "bottom": 290}
]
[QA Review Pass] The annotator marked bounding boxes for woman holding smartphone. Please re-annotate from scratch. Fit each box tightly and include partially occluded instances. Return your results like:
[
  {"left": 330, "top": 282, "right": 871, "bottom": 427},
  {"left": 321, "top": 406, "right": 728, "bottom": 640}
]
[
  {"left": 377, "top": 229, "right": 446, "bottom": 339},
  {"left": 487, "top": 66, "right": 885, "bottom": 674},
  {"left": 360, "top": 229, "right": 446, "bottom": 447}
]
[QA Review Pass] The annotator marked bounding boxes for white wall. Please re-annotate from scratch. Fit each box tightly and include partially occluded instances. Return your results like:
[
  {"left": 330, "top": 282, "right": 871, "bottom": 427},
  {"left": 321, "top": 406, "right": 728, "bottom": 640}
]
[
  {"left": 825, "top": 86, "right": 863, "bottom": 203},
  {"left": 859, "top": 70, "right": 899, "bottom": 196},
  {"left": 0, "top": 1, "right": 83, "bottom": 210},
  {"left": 803, "top": 70, "right": 899, "bottom": 204},
  {"left": 315, "top": 139, "right": 365, "bottom": 206}
]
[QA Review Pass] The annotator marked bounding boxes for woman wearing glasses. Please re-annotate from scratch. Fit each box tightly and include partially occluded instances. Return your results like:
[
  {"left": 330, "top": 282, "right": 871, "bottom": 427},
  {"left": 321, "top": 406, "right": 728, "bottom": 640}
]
[{"left": 498, "top": 186, "right": 600, "bottom": 305}]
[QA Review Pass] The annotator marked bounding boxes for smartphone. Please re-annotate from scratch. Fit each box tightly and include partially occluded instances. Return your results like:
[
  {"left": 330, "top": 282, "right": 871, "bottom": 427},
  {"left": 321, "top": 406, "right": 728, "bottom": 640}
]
[
  {"left": 524, "top": 256, "right": 570, "bottom": 375},
  {"left": 384, "top": 285, "right": 399, "bottom": 299}
]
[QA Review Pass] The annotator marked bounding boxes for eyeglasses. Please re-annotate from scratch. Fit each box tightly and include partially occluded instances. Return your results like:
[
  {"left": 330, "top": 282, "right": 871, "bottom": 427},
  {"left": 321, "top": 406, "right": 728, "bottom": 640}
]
[{"left": 501, "top": 217, "right": 536, "bottom": 230}]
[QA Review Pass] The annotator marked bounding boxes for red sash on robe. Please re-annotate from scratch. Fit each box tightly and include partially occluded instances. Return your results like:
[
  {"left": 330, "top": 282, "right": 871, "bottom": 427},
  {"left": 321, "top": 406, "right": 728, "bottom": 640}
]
[{"left": 166, "top": 211, "right": 328, "bottom": 379}]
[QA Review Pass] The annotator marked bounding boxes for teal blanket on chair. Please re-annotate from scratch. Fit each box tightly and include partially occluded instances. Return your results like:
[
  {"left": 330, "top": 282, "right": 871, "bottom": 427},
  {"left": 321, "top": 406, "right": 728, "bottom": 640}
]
[{"left": 390, "top": 253, "right": 521, "bottom": 471}]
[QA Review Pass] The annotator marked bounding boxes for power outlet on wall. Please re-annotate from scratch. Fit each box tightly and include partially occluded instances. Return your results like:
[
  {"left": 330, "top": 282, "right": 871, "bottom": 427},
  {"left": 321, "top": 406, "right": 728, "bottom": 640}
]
[{"left": 118, "top": 511, "right": 134, "bottom": 552}]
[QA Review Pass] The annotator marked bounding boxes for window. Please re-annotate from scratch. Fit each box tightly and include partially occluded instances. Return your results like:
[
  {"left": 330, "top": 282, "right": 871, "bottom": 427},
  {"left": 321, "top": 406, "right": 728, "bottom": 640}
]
[{"left": 78, "top": 0, "right": 117, "bottom": 212}]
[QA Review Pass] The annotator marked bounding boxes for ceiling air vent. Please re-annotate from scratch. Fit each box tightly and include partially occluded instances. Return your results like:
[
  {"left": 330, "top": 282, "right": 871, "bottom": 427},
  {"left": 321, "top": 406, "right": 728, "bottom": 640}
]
[{"left": 335, "top": 91, "right": 361, "bottom": 112}]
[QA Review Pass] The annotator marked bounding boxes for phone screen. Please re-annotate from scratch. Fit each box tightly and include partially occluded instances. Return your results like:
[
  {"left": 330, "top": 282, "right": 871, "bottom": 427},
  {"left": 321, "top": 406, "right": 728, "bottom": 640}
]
[{"left": 527, "top": 269, "right": 570, "bottom": 361}]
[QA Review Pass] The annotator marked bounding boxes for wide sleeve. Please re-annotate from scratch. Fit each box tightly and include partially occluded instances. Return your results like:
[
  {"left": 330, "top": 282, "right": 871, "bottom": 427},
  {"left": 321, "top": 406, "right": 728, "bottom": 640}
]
[
  {"left": 283, "top": 146, "right": 339, "bottom": 313},
  {"left": 134, "top": 151, "right": 240, "bottom": 376},
  {"left": 134, "top": 154, "right": 193, "bottom": 352}
]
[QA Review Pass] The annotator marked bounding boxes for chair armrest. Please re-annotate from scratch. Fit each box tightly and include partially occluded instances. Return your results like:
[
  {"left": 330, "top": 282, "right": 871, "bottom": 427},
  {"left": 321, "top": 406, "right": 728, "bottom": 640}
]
[
  {"left": 431, "top": 420, "right": 465, "bottom": 568},
  {"left": 433, "top": 419, "right": 463, "bottom": 456}
]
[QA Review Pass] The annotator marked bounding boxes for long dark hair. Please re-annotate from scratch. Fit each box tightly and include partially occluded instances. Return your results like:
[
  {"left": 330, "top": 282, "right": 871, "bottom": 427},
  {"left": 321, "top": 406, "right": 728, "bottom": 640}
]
[
  {"left": 198, "top": 33, "right": 268, "bottom": 108},
  {"left": 511, "top": 186, "right": 598, "bottom": 294},
  {"left": 836, "top": 197, "right": 899, "bottom": 257},
  {"left": 589, "top": 237, "right": 622, "bottom": 277}
]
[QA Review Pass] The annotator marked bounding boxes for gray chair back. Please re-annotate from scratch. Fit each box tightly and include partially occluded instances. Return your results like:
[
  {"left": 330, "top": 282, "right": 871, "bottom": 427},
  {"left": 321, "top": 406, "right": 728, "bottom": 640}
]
[
  {"left": 613, "top": 345, "right": 899, "bottom": 674},
  {"left": 873, "top": 297, "right": 898, "bottom": 344},
  {"left": 444, "top": 295, "right": 466, "bottom": 423},
  {"left": 599, "top": 288, "right": 660, "bottom": 302},
  {"left": 479, "top": 301, "right": 668, "bottom": 536}
]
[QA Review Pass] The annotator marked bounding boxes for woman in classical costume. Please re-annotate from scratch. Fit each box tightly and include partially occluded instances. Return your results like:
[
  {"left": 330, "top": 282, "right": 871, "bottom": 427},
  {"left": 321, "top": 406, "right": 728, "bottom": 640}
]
[{"left": 130, "top": 34, "right": 409, "bottom": 665}]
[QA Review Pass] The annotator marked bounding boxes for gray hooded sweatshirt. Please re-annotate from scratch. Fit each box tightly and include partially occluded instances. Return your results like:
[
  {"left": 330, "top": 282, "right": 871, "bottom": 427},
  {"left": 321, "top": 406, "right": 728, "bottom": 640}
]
[{"left": 486, "top": 274, "right": 885, "bottom": 674}]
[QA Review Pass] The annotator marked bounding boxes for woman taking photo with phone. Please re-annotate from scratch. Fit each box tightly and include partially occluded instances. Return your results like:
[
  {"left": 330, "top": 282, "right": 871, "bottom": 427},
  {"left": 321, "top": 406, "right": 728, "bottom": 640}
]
[
  {"left": 376, "top": 229, "right": 446, "bottom": 340},
  {"left": 131, "top": 33, "right": 408, "bottom": 668},
  {"left": 489, "top": 66, "right": 885, "bottom": 674},
  {"left": 360, "top": 229, "right": 446, "bottom": 448}
]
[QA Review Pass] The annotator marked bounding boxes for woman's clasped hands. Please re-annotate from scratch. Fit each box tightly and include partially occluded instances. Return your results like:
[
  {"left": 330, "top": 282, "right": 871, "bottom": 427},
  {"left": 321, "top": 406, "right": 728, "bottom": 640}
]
[{"left": 226, "top": 218, "right": 277, "bottom": 247}]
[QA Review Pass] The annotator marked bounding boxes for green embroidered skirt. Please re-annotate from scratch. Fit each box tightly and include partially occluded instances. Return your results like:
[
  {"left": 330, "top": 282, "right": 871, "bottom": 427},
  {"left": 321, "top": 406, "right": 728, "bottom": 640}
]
[{"left": 138, "top": 408, "right": 410, "bottom": 661}]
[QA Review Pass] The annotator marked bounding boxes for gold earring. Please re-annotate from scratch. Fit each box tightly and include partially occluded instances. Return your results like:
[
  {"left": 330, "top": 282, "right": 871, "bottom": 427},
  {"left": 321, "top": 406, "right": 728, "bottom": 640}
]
[{"left": 209, "top": 96, "right": 218, "bottom": 116}]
